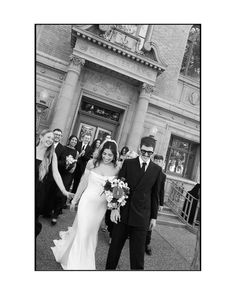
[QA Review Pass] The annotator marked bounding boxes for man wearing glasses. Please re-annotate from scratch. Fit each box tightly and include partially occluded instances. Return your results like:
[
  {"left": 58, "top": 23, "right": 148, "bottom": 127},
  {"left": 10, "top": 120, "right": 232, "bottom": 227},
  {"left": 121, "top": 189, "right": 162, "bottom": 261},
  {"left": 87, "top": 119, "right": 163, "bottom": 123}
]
[
  {"left": 53, "top": 128, "right": 64, "bottom": 159},
  {"left": 106, "top": 136, "right": 162, "bottom": 270}
]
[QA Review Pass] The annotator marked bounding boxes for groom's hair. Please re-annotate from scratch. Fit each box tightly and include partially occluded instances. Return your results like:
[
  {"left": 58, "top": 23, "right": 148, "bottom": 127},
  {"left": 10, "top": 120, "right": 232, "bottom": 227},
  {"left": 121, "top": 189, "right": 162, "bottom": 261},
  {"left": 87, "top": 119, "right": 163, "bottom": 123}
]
[{"left": 140, "top": 136, "right": 156, "bottom": 149}]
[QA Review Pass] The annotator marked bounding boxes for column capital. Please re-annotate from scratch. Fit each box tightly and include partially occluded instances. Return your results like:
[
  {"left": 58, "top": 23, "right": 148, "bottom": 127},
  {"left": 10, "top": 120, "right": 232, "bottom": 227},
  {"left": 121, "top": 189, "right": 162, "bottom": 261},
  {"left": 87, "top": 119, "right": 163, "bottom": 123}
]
[
  {"left": 140, "top": 83, "right": 154, "bottom": 96},
  {"left": 69, "top": 55, "right": 85, "bottom": 72}
]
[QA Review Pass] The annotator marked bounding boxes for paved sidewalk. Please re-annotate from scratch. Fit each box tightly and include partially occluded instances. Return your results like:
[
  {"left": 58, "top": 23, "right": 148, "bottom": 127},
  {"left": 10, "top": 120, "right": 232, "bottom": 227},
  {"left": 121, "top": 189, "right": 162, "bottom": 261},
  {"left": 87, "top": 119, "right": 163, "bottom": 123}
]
[{"left": 36, "top": 208, "right": 197, "bottom": 271}]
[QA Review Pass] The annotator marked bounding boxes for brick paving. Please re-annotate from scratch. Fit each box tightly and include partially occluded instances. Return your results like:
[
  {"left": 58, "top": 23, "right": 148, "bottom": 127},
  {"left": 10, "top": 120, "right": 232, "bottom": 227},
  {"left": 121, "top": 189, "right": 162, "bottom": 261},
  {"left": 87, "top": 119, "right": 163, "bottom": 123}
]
[{"left": 36, "top": 208, "right": 197, "bottom": 271}]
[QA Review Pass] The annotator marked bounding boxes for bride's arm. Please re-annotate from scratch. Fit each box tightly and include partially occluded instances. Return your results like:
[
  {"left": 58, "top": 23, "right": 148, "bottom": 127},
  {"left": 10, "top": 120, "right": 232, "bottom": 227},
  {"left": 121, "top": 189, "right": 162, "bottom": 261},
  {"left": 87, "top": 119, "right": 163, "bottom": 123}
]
[
  {"left": 70, "top": 159, "right": 95, "bottom": 209},
  {"left": 52, "top": 152, "right": 68, "bottom": 197}
]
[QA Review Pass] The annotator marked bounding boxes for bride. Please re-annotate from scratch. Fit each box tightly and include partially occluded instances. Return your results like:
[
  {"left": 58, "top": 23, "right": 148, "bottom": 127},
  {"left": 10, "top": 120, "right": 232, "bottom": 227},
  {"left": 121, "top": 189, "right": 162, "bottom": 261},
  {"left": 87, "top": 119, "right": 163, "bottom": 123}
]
[{"left": 51, "top": 140, "right": 120, "bottom": 270}]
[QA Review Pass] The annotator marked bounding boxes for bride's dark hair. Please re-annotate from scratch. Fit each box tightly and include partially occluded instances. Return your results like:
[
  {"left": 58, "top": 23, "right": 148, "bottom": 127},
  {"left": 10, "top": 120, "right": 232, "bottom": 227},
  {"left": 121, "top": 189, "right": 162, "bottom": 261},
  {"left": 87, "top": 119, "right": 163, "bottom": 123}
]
[{"left": 94, "top": 141, "right": 118, "bottom": 167}]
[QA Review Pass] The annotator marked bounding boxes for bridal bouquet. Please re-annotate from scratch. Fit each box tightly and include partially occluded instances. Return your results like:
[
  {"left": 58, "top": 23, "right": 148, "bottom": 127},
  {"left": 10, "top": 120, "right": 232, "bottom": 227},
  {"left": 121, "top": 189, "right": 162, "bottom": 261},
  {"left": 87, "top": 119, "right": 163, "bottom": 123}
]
[{"left": 102, "top": 178, "right": 130, "bottom": 210}]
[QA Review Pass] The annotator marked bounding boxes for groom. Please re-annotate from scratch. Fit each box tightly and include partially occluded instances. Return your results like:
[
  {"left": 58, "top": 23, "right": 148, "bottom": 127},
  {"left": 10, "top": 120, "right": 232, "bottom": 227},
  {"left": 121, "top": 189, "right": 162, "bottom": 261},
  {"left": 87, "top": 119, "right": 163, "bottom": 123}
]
[{"left": 105, "top": 136, "right": 162, "bottom": 270}]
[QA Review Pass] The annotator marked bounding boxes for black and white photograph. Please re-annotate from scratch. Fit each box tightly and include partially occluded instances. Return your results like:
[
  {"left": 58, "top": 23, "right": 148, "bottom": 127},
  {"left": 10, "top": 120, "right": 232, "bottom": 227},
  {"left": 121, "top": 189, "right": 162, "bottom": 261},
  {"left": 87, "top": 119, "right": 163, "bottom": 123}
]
[
  {"left": 2, "top": 0, "right": 236, "bottom": 294},
  {"left": 35, "top": 24, "right": 201, "bottom": 271}
]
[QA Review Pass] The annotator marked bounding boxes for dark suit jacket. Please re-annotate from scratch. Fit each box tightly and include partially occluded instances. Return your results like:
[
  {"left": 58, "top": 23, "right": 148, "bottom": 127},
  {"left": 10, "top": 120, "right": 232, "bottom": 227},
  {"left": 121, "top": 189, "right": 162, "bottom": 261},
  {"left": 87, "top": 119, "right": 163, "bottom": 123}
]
[
  {"left": 75, "top": 141, "right": 93, "bottom": 173},
  {"left": 54, "top": 142, "right": 65, "bottom": 172},
  {"left": 159, "top": 171, "right": 166, "bottom": 207},
  {"left": 55, "top": 142, "right": 64, "bottom": 158},
  {"left": 118, "top": 157, "right": 162, "bottom": 230}
]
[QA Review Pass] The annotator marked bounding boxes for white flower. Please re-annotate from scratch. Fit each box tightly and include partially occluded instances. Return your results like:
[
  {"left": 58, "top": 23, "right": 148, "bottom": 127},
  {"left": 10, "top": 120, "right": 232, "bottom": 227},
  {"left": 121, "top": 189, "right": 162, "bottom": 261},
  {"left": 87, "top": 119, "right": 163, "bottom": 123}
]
[
  {"left": 118, "top": 181, "right": 125, "bottom": 187},
  {"left": 105, "top": 191, "right": 112, "bottom": 197},
  {"left": 106, "top": 195, "right": 113, "bottom": 202},
  {"left": 121, "top": 200, "right": 126, "bottom": 206}
]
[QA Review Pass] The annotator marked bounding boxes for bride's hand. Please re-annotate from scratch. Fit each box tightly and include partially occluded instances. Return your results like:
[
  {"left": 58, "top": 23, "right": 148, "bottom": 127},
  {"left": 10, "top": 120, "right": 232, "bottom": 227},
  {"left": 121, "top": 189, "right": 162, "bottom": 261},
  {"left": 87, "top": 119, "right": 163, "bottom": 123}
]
[
  {"left": 110, "top": 209, "right": 120, "bottom": 223},
  {"left": 70, "top": 202, "right": 76, "bottom": 212}
]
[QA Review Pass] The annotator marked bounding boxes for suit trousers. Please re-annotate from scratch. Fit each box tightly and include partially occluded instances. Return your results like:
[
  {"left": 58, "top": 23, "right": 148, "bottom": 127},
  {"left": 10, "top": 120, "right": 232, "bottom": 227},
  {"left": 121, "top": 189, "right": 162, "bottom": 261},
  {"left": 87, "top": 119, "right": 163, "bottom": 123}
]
[
  {"left": 145, "top": 229, "right": 152, "bottom": 246},
  {"left": 106, "top": 222, "right": 147, "bottom": 270}
]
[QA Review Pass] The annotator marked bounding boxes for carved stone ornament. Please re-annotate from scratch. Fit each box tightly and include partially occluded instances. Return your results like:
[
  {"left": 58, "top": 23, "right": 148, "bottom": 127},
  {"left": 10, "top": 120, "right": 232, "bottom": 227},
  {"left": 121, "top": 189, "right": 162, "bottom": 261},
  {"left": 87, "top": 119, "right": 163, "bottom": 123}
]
[
  {"left": 141, "top": 83, "right": 154, "bottom": 94},
  {"left": 69, "top": 55, "right": 85, "bottom": 67},
  {"left": 99, "top": 25, "right": 113, "bottom": 32},
  {"left": 189, "top": 91, "right": 200, "bottom": 105}
]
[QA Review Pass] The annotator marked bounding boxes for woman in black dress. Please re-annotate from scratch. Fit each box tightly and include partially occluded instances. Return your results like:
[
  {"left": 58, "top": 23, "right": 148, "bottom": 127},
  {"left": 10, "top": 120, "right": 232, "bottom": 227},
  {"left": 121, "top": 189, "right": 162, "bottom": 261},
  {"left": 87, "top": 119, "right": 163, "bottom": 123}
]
[
  {"left": 55, "top": 135, "right": 79, "bottom": 213},
  {"left": 36, "top": 129, "right": 71, "bottom": 237},
  {"left": 181, "top": 183, "right": 200, "bottom": 225}
]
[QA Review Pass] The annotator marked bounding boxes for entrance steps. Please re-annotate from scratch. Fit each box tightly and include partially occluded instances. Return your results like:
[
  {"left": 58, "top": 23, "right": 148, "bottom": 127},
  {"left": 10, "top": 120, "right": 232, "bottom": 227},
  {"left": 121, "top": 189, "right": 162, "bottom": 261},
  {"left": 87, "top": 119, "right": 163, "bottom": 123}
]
[{"left": 157, "top": 205, "right": 186, "bottom": 229}]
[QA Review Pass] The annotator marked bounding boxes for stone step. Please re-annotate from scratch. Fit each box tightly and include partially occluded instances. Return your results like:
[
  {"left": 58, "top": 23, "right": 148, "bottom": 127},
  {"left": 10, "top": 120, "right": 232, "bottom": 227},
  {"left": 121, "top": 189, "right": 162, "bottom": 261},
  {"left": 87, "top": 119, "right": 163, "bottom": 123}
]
[
  {"left": 158, "top": 211, "right": 179, "bottom": 220},
  {"left": 157, "top": 213, "right": 186, "bottom": 229},
  {"left": 163, "top": 205, "right": 172, "bottom": 212}
]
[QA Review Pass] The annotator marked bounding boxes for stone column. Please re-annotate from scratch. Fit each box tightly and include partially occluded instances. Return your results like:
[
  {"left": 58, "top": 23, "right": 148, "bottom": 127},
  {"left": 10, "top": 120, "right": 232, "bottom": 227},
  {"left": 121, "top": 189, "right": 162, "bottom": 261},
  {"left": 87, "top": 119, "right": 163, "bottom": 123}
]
[
  {"left": 50, "top": 55, "right": 85, "bottom": 140},
  {"left": 126, "top": 83, "right": 153, "bottom": 151}
]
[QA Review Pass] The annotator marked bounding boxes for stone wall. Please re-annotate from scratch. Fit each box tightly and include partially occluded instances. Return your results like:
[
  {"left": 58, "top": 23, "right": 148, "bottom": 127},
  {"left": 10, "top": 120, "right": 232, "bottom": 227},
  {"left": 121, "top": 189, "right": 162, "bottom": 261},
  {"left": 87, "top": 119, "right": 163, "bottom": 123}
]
[
  {"left": 151, "top": 25, "right": 191, "bottom": 101},
  {"left": 37, "top": 25, "right": 72, "bottom": 62}
]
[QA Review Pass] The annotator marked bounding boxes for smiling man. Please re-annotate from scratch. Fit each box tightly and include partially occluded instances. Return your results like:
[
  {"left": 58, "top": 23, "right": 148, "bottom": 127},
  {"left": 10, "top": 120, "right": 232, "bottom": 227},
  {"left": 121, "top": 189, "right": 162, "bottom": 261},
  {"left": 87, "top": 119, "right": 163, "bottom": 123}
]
[{"left": 106, "top": 136, "right": 162, "bottom": 270}]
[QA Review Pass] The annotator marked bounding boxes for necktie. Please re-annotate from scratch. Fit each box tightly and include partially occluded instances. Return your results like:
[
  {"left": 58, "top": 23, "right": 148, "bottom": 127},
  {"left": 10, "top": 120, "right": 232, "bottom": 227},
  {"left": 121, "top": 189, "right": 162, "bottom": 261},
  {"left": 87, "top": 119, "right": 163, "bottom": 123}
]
[
  {"left": 141, "top": 162, "right": 147, "bottom": 174},
  {"left": 82, "top": 144, "right": 85, "bottom": 151}
]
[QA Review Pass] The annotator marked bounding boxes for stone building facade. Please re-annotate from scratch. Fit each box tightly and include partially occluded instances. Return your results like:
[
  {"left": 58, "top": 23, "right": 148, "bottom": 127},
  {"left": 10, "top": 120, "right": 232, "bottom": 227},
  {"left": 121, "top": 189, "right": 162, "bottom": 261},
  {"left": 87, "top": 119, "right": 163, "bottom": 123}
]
[{"left": 36, "top": 24, "right": 200, "bottom": 191}]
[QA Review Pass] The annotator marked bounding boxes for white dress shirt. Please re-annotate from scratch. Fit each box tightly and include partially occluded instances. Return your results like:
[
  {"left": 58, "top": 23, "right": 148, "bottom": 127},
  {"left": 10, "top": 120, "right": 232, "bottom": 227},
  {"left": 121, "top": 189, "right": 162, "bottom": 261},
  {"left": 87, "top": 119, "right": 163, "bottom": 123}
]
[
  {"left": 138, "top": 156, "right": 150, "bottom": 172},
  {"left": 54, "top": 142, "right": 59, "bottom": 149}
]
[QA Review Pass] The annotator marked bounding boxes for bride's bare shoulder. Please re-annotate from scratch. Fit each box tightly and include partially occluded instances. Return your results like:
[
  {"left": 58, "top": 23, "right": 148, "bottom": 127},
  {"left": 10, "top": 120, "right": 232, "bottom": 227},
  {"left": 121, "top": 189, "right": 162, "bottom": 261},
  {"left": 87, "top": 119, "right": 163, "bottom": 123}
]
[
  {"left": 115, "top": 162, "right": 121, "bottom": 175},
  {"left": 86, "top": 159, "right": 95, "bottom": 170}
]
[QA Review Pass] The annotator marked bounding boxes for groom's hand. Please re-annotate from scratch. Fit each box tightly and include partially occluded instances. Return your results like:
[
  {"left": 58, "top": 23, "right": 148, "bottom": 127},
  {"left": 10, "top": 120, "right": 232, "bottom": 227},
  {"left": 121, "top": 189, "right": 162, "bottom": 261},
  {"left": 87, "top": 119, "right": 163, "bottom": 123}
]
[
  {"left": 110, "top": 209, "right": 120, "bottom": 223},
  {"left": 149, "top": 219, "right": 157, "bottom": 230}
]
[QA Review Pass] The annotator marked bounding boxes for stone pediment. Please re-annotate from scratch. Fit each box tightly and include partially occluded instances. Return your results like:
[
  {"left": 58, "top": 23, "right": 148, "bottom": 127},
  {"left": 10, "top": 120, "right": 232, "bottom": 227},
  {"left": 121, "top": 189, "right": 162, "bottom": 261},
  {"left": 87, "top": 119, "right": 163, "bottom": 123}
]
[{"left": 71, "top": 26, "right": 166, "bottom": 86}]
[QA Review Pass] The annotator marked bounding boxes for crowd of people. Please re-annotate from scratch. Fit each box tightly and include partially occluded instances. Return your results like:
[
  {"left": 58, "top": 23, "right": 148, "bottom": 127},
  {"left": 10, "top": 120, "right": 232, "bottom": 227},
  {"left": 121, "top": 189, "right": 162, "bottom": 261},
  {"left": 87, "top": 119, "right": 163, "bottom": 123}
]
[{"left": 36, "top": 128, "right": 167, "bottom": 270}]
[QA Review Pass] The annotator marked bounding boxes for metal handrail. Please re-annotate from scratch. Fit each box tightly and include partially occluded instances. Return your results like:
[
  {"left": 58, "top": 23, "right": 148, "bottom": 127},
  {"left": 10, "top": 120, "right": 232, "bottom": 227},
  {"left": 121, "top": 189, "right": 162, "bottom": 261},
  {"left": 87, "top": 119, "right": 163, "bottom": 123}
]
[{"left": 166, "top": 179, "right": 200, "bottom": 233}]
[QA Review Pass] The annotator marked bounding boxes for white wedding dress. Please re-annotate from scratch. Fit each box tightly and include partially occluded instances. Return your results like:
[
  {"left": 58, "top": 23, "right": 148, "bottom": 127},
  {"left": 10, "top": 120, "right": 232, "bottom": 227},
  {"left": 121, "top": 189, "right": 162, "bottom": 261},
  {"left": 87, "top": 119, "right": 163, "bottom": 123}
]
[{"left": 51, "top": 170, "right": 115, "bottom": 270}]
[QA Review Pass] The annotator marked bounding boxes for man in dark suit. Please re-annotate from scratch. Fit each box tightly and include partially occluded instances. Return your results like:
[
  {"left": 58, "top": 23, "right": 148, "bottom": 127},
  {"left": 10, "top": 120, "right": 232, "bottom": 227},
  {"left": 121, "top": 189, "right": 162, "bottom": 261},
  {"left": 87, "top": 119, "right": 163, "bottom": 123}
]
[
  {"left": 106, "top": 136, "right": 162, "bottom": 270},
  {"left": 145, "top": 154, "right": 166, "bottom": 255},
  {"left": 53, "top": 128, "right": 64, "bottom": 160},
  {"left": 71, "top": 133, "right": 92, "bottom": 193}
]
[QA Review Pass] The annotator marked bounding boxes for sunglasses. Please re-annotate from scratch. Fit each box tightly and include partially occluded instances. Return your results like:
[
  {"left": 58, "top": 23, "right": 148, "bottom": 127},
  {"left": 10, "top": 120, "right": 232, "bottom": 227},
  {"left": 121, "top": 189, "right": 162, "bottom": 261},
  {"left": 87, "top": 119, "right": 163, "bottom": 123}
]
[{"left": 140, "top": 149, "right": 153, "bottom": 157}]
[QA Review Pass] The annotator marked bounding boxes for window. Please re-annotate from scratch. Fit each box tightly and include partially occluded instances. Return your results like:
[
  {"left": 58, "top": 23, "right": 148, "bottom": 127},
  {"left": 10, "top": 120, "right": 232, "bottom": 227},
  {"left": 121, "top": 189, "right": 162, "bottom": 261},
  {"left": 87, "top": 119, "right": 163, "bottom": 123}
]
[
  {"left": 80, "top": 100, "right": 120, "bottom": 122},
  {"left": 180, "top": 25, "right": 200, "bottom": 79},
  {"left": 115, "top": 24, "right": 148, "bottom": 50},
  {"left": 164, "top": 135, "right": 199, "bottom": 180}
]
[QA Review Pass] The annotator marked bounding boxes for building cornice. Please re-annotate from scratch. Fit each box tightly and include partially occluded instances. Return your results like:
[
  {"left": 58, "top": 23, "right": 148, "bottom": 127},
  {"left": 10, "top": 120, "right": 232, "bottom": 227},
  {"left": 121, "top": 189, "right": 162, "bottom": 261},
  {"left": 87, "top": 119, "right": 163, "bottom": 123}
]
[
  {"left": 71, "top": 26, "right": 166, "bottom": 75},
  {"left": 36, "top": 50, "right": 69, "bottom": 72}
]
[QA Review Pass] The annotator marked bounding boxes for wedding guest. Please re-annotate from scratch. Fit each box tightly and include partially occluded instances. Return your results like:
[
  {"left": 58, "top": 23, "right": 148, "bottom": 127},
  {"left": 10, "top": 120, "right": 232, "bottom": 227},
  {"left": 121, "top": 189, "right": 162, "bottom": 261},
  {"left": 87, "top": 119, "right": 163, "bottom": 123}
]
[
  {"left": 182, "top": 183, "right": 200, "bottom": 225},
  {"left": 42, "top": 128, "right": 64, "bottom": 218},
  {"left": 53, "top": 128, "right": 64, "bottom": 158},
  {"left": 71, "top": 133, "right": 93, "bottom": 193},
  {"left": 36, "top": 129, "right": 71, "bottom": 237},
  {"left": 118, "top": 146, "right": 129, "bottom": 162},
  {"left": 145, "top": 154, "right": 166, "bottom": 256},
  {"left": 90, "top": 138, "right": 102, "bottom": 159},
  {"left": 106, "top": 136, "right": 162, "bottom": 270},
  {"left": 51, "top": 135, "right": 79, "bottom": 225}
]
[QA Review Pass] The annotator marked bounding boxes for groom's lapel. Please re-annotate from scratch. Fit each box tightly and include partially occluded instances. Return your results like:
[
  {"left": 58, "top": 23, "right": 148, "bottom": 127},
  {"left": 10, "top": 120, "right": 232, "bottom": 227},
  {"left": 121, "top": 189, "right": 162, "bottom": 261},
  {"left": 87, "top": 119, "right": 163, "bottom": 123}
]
[{"left": 136, "top": 161, "right": 155, "bottom": 189}]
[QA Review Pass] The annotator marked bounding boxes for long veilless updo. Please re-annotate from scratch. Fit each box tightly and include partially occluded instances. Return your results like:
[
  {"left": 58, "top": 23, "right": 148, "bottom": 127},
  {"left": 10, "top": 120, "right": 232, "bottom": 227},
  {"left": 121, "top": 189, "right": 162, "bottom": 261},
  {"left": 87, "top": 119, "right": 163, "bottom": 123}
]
[{"left": 94, "top": 140, "right": 118, "bottom": 167}]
